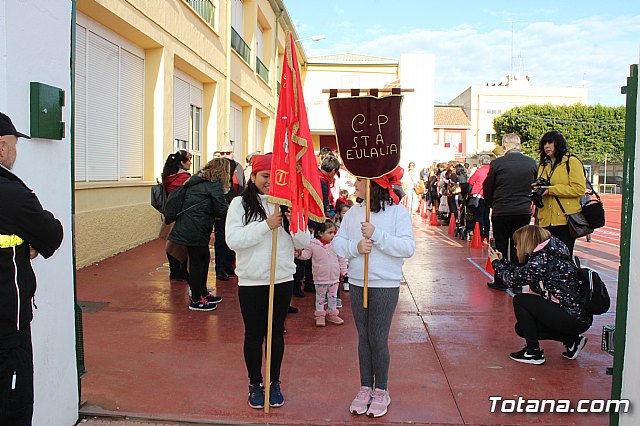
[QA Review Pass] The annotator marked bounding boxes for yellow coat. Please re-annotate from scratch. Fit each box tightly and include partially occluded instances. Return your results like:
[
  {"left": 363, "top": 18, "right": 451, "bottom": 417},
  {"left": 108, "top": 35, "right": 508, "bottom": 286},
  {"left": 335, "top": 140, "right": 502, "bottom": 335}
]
[{"left": 537, "top": 154, "right": 586, "bottom": 227}]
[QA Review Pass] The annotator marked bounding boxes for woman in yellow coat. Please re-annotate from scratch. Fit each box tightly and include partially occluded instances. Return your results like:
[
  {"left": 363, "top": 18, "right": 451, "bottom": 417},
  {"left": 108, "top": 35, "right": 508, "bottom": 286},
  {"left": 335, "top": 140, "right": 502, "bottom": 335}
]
[{"left": 534, "top": 130, "right": 586, "bottom": 255}]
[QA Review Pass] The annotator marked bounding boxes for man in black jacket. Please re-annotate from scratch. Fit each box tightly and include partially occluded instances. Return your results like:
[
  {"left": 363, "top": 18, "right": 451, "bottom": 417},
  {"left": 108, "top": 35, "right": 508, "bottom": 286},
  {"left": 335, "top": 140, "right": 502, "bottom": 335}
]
[
  {"left": 483, "top": 133, "right": 537, "bottom": 290},
  {"left": 0, "top": 112, "right": 63, "bottom": 424}
]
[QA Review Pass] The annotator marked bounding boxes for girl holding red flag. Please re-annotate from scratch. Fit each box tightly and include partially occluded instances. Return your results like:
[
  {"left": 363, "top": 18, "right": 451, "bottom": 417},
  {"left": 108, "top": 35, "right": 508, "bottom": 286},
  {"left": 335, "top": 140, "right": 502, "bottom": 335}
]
[
  {"left": 332, "top": 166, "right": 415, "bottom": 418},
  {"left": 225, "top": 154, "right": 310, "bottom": 410}
]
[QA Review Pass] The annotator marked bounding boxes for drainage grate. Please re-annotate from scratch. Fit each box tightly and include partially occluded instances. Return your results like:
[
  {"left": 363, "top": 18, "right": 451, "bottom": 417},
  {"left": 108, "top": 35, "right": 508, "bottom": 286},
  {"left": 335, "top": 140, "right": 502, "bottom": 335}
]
[{"left": 78, "top": 301, "right": 109, "bottom": 314}]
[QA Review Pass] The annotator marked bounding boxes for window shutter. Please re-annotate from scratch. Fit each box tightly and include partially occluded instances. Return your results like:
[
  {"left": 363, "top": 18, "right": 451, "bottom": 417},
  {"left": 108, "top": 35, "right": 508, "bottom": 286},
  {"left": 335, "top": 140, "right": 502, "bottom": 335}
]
[
  {"left": 119, "top": 49, "right": 144, "bottom": 179},
  {"left": 87, "top": 32, "right": 119, "bottom": 181},
  {"left": 173, "top": 77, "right": 190, "bottom": 142},
  {"left": 75, "top": 24, "right": 87, "bottom": 182}
]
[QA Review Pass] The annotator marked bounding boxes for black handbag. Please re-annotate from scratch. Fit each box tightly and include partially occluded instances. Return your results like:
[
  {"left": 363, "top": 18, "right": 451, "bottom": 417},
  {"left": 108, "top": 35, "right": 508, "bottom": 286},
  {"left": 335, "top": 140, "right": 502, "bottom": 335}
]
[
  {"left": 555, "top": 196, "right": 593, "bottom": 239},
  {"left": 581, "top": 180, "right": 606, "bottom": 229}
]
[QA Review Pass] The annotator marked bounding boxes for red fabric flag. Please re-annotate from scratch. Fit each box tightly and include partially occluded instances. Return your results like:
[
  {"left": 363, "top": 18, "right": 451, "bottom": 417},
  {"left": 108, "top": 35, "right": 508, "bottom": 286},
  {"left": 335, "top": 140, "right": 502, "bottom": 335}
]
[{"left": 268, "top": 32, "right": 324, "bottom": 233}]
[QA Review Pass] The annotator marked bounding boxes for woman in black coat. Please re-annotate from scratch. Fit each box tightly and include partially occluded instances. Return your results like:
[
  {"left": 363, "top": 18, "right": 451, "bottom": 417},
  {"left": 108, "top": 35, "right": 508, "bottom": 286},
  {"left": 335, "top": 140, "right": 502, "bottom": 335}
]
[
  {"left": 488, "top": 225, "right": 592, "bottom": 365},
  {"left": 168, "top": 158, "right": 229, "bottom": 311}
]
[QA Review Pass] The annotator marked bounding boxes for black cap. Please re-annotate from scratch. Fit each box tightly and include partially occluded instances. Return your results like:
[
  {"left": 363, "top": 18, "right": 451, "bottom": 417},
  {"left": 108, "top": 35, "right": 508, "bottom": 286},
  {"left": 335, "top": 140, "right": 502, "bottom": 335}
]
[{"left": 0, "top": 112, "right": 31, "bottom": 139}]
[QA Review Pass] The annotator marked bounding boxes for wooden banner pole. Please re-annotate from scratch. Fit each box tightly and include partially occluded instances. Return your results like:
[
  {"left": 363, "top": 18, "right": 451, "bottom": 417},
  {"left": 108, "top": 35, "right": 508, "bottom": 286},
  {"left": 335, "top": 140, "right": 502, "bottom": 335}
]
[
  {"left": 264, "top": 206, "right": 280, "bottom": 413},
  {"left": 364, "top": 179, "right": 370, "bottom": 309}
]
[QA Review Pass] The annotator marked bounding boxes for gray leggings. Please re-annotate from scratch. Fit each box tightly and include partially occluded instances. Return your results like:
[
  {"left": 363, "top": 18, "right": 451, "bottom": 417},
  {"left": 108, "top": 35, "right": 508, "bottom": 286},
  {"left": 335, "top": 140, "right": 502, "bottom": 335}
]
[{"left": 350, "top": 285, "right": 399, "bottom": 390}]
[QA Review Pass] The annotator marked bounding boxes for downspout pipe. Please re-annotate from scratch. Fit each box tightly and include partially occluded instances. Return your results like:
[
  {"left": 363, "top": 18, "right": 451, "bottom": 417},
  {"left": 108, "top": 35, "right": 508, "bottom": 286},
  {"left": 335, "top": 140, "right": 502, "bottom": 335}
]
[{"left": 225, "top": 0, "right": 232, "bottom": 146}]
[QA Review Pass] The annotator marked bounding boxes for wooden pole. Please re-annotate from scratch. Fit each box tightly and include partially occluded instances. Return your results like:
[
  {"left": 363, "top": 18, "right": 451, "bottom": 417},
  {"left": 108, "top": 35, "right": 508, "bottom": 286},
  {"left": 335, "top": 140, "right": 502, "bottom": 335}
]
[
  {"left": 364, "top": 179, "right": 370, "bottom": 308},
  {"left": 264, "top": 207, "right": 279, "bottom": 413}
]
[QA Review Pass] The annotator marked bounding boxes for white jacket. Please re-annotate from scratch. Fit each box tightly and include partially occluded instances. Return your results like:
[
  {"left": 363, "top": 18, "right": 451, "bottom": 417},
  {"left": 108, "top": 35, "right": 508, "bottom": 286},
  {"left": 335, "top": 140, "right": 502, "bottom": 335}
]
[
  {"left": 331, "top": 202, "right": 415, "bottom": 288},
  {"left": 226, "top": 195, "right": 310, "bottom": 286}
]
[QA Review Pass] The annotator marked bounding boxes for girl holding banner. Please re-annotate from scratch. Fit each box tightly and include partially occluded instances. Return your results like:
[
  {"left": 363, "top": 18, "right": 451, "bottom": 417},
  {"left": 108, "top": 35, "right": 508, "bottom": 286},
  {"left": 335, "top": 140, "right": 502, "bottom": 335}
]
[
  {"left": 225, "top": 154, "right": 310, "bottom": 410},
  {"left": 331, "top": 167, "right": 415, "bottom": 418}
]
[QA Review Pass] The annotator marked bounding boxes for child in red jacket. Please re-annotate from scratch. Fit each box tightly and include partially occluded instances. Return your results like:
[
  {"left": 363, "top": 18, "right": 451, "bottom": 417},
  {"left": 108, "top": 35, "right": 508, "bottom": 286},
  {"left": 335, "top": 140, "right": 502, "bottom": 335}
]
[{"left": 297, "top": 221, "right": 347, "bottom": 326}]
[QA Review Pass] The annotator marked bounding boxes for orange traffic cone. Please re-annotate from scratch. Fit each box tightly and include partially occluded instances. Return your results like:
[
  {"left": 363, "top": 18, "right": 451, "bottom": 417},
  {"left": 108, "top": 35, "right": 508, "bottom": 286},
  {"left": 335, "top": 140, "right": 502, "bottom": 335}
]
[
  {"left": 485, "top": 256, "right": 495, "bottom": 275},
  {"left": 447, "top": 213, "right": 456, "bottom": 235},
  {"left": 470, "top": 222, "right": 482, "bottom": 248},
  {"left": 429, "top": 207, "right": 438, "bottom": 226}
]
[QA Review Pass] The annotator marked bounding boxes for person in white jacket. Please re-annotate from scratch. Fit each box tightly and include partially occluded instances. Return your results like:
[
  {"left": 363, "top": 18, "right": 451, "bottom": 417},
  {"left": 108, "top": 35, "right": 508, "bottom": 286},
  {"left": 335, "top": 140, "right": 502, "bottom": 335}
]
[
  {"left": 332, "top": 166, "right": 415, "bottom": 418},
  {"left": 225, "top": 154, "right": 310, "bottom": 410}
]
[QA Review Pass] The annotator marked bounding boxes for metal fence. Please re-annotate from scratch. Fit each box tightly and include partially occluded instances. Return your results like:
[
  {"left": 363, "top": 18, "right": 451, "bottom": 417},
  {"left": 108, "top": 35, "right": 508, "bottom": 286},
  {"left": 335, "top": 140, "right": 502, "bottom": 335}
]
[{"left": 185, "top": 0, "right": 215, "bottom": 27}]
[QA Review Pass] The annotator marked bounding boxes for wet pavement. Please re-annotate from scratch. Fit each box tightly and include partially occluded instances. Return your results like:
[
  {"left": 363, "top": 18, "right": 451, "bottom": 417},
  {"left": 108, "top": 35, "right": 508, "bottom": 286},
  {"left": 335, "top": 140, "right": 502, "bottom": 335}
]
[{"left": 76, "top": 196, "right": 621, "bottom": 425}]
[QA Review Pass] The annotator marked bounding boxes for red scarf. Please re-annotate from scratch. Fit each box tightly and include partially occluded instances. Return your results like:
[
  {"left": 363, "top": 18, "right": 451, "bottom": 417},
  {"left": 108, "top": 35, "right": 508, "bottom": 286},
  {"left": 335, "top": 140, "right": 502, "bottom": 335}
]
[{"left": 373, "top": 166, "right": 404, "bottom": 204}]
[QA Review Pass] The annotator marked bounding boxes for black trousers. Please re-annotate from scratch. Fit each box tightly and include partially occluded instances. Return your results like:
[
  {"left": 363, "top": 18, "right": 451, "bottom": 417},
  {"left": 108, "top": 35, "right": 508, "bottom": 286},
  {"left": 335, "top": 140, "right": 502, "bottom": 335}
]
[
  {"left": 0, "top": 328, "right": 33, "bottom": 426},
  {"left": 238, "top": 281, "right": 293, "bottom": 384},
  {"left": 214, "top": 218, "right": 235, "bottom": 273},
  {"left": 513, "top": 293, "right": 590, "bottom": 349},
  {"left": 476, "top": 199, "right": 491, "bottom": 239},
  {"left": 491, "top": 214, "right": 532, "bottom": 284},
  {"left": 544, "top": 225, "right": 576, "bottom": 257},
  {"left": 167, "top": 252, "right": 188, "bottom": 280},
  {"left": 187, "top": 245, "right": 211, "bottom": 301}
]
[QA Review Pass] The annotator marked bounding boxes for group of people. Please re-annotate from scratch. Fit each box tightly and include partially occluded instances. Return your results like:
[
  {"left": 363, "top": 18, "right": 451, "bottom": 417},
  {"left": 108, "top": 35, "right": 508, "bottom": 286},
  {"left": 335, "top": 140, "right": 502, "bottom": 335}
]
[
  {"left": 158, "top": 144, "right": 415, "bottom": 417},
  {"left": 405, "top": 131, "right": 593, "bottom": 366},
  {"left": 0, "top": 105, "right": 602, "bottom": 424}
]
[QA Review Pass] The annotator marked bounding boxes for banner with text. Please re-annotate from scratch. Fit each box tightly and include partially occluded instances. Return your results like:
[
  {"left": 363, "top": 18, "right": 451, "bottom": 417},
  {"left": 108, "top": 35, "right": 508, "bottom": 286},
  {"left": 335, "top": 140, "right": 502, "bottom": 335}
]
[{"left": 328, "top": 95, "right": 403, "bottom": 178}]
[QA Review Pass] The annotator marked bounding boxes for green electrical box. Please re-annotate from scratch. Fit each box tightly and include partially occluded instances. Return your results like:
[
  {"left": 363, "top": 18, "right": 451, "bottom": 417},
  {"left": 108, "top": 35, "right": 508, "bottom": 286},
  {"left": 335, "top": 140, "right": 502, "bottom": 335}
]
[{"left": 30, "top": 82, "right": 65, "bottom": 140}]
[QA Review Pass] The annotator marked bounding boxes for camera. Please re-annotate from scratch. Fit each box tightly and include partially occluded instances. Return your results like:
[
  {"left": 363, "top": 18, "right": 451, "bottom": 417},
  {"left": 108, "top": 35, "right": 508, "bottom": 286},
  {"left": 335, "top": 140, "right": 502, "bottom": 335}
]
[{"left": 530, "top": 178, "right": 550, "bottom": 208}]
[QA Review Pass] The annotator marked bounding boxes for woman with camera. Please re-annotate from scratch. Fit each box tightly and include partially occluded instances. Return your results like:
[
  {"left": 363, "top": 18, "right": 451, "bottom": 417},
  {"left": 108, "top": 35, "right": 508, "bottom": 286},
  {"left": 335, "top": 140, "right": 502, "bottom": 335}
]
[
  {"left": 488, "top": 225, "right": 592, "bottom": 365},
  {"left": 534, "top": 130, "right": 586, "bottom": 255}
]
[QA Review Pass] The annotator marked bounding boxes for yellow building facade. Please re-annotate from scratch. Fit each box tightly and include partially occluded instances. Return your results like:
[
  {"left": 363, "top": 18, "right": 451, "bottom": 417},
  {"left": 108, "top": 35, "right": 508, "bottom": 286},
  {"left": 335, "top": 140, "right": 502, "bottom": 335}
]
[{"left": 74, "top": 0, "right": 303, "bottom": 267}]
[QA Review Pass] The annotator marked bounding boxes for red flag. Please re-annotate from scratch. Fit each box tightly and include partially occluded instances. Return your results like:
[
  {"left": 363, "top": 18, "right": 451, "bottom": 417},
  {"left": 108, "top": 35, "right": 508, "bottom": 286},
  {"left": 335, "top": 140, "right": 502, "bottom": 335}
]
[{"left": 268, "top": 32, "right": 324, "bottom": 233}]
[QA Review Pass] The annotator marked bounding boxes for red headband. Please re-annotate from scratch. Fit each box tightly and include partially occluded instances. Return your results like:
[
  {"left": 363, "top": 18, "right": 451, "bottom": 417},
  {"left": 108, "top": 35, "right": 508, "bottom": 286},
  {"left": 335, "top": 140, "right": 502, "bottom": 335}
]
[
  {"left": 251, "top": 154, "right": 272, "bottom": 174},
  {"left": 372, "top": 166, "right": 404, "bottom": 204}
]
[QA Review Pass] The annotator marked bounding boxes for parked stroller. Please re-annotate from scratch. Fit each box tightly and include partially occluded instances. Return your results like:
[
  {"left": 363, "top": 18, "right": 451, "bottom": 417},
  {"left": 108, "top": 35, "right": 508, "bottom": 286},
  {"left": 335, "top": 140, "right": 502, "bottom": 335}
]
[{"left": 454, "top": 193, "right": 478, "bottom": 240}]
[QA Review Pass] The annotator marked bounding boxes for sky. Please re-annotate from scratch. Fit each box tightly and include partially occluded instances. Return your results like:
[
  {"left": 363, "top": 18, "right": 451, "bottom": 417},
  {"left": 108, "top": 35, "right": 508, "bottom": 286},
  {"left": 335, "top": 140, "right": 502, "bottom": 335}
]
[{"left": 285, "top": 0, "right": 640, "bottom": 106}]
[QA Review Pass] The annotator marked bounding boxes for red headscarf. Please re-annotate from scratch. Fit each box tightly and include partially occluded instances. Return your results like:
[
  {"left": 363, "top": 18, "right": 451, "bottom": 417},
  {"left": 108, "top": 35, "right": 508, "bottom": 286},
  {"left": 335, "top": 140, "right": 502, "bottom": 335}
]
[
  {"left": 372, "top": 166, "right": 404, "bottom": 205},
  {"left": 251, "top": 154, "right": 272, "bottom": 174}
]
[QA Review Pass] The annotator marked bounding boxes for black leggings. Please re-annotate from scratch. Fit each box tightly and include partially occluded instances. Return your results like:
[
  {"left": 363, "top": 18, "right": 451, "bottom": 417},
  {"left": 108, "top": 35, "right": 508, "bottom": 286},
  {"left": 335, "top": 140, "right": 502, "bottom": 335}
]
[
  {"left": 187, "top": 245, "right": 211, "bottom": 301},
  {"left": 238, "top": 281, "right": 293, "bottom": 384},
  {"left": 513, "top": 293, "right": 590, "bottom": 349}
]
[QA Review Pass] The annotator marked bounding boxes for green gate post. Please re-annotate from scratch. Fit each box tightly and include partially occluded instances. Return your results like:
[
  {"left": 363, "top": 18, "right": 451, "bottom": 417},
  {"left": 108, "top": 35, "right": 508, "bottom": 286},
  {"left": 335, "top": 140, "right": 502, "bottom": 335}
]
[{"left": 611, "top": 63, "right": 638, "bottom": 426}]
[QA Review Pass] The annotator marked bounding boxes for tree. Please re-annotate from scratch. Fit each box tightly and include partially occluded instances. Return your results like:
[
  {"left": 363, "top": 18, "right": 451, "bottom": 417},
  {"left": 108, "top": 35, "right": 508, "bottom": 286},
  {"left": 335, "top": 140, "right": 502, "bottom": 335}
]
[{"left": 493, "top": 104, "right": 625, "bottom": 163}]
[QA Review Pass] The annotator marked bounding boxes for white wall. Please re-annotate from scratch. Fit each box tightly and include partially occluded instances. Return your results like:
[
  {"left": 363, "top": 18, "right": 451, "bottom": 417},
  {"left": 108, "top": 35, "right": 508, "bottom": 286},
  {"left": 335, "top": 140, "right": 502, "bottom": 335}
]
[
  {"left": 1, "top": 1, "right": 78, "bottom": 425},
  {"left": 399, "top": 54, "right": 435, "bottom": 168},
  {"left": 620, "top": 58, "right": 640, "bottom": 426}
]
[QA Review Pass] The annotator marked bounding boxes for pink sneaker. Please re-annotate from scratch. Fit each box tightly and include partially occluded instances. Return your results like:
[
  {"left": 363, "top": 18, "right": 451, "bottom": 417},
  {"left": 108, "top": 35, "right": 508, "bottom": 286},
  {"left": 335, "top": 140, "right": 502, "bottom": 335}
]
[
  {"left": 349, "top": 386, "right": 373, "bottom": 415},
  {"left": 315, "top": 316, "right": 326, "bottom": 327},
  {"left": 366, "top": 388, "right": 391, "bottom": 417}
]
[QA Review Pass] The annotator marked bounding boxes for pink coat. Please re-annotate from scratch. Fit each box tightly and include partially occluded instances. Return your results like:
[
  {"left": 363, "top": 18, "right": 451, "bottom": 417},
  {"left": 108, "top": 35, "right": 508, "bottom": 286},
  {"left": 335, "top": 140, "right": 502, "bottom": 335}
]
[
  {"left": 468, "top": 165, "right": 490, "bottom": 197},
  {"left": 297, "top": 238, "right": 347, "bottom": 285}
]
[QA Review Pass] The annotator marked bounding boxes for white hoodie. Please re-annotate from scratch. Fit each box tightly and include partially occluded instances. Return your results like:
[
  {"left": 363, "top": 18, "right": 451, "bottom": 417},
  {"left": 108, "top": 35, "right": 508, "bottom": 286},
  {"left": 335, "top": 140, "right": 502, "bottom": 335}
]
[
  {"left": 332, "top": 201, "right": 415, "bottom": 288},
  {"left": 226, "top": 194, "right": 310, "bottom": 286}
]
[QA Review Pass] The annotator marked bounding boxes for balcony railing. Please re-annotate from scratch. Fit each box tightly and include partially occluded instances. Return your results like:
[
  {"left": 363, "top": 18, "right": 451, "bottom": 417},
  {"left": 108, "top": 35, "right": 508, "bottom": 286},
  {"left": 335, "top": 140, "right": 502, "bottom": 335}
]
[
  {"left": 256, "top": 57, "right": 269, "bottom": 82},
  {"left": 231, "top": 27, "right": 251, "bottom": 64},
  {"left": 185, "top": 0, "right": 215, "bottom": 28}
]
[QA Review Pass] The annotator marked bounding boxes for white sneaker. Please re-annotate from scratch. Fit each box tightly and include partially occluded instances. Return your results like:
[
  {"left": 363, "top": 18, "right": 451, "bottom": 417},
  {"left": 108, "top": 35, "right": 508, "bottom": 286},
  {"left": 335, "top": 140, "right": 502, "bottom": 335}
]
[
  {"left": 343, "top": 282, "right": 349, "bottom": 291},
  {"left": 336, "top": 298, "right": 343, "bottom": 308},
  {"left": 366, "top": 388, "right": 391, "bottom": 417}
]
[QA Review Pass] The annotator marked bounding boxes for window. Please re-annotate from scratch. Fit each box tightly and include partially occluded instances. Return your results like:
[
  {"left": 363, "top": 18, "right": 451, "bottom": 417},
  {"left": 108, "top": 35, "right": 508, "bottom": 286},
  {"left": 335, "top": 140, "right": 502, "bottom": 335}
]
[
  {"left": 173, "top": 73, "right": 203, "bottom": 174},
  {"left": 486, "top": 133, "right": 496, "bottom": 144},
  {"left": 75, "top": 20, "right": 144, "bottom": 182},
  {"left": 231, "top": 0, "right": 243, "bottom": 34},
  {"left": 255, "top": 117, "right": 263, "bottom": 153},
  {"left": 255, "top": 24, "right": 268, "bottom": 82},
  {"left": 485, "top": 108, "right": 502, "bottom": 115},
  {"left": 444, "top": 133, "right": 461, "bottom": 150},
  {"left": 230, "top": 103, "right": 243, "bottom": 160}
]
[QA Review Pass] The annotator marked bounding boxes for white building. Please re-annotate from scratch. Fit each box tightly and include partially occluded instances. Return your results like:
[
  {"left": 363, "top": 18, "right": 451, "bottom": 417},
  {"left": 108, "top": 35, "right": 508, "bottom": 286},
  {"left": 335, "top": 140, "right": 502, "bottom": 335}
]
[{"left": 450, "top": 75, "right": 588, "bottom": 157}]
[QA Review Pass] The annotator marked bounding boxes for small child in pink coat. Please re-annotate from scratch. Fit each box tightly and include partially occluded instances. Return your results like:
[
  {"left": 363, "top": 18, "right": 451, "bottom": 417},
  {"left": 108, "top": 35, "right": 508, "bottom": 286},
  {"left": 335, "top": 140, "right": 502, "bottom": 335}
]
[{"left": 297, "top": 221, "right": 347, "bottom": 326}]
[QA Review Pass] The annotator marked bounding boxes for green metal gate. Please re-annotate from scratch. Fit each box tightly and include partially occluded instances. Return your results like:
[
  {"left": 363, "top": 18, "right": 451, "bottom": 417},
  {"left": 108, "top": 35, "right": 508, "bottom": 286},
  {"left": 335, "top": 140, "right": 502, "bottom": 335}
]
[{"left": 611, "top": 63, "right": 638, "bottom": 426}]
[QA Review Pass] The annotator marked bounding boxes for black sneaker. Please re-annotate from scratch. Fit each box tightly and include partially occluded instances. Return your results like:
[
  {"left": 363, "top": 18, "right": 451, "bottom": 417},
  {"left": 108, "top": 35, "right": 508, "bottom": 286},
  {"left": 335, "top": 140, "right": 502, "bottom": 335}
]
[
  {"left": 487, "top": 281, "right": 507, "bottom": 291},
  {"left": 510, "top": 347, "right": 545, "bottom": 365},
  {"left": 189, "top": 297, "right": 217, "bottom": 311},
  {"left": 269, "top": 381, "right": 284, "bottom": 407},
  {"left": 248, "top": 383, "right": 264, "bottom": 409},
  {"left": 204, "top": 292, "right": 222, "bottom": 304},
  {"left": 562, "top": 336, "right": 588, "bottom": 360}
]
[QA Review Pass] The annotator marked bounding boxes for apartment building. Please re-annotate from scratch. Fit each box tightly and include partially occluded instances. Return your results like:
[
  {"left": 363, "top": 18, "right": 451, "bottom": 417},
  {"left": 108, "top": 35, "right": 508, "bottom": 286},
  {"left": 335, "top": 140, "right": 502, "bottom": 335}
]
[
  {"left": 74, "top": 0, "right": 302, "bottom": 267},
  {"left": 449, "top": 74, "right": 588, "bottom": 158}
]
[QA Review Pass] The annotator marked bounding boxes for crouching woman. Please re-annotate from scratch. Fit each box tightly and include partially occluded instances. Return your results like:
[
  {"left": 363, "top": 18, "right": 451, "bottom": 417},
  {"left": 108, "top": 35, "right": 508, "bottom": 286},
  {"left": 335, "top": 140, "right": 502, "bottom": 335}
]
[{"left": 488, "top": 225, "right": 592, "bottom": 365}]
